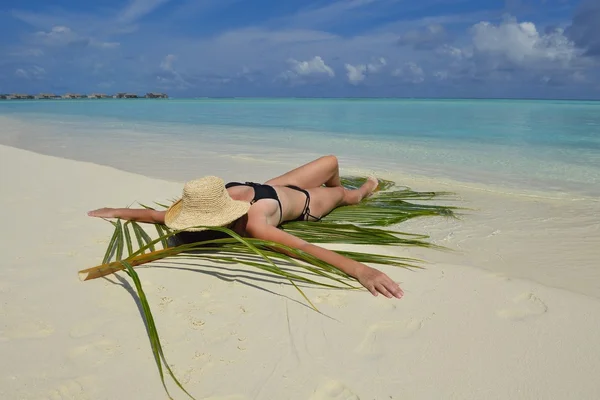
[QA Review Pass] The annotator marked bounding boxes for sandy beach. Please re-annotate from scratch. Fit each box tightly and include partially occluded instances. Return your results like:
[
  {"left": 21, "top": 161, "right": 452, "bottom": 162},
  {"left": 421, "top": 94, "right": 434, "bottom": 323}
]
[{"left": 1, "top": 142, "right": 600, "bottom": 400}]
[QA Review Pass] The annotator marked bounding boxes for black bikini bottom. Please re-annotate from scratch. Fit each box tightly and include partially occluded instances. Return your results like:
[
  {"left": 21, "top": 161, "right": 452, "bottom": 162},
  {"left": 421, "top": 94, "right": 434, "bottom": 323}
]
[{"left": 286, "top": 185, "right": 322, "bottom": 222}]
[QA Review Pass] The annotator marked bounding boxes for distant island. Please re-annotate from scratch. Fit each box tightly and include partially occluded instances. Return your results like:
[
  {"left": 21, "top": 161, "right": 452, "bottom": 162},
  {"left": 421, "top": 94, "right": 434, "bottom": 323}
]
[{"left": 0, "top": 92, "right": 168, "bottom": 100}]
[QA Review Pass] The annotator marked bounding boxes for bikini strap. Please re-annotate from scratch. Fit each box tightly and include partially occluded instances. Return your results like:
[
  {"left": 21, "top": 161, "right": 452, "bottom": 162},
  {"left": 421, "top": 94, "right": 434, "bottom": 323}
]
[
  {"left": 286, "top": 185, "right": 322, "bottom": 222},
  {"left": 225, "top": 181, "right": 246, "bottom": 189},
  {"left": 275, "top": 196, "right": 283, "bottom": 225}
]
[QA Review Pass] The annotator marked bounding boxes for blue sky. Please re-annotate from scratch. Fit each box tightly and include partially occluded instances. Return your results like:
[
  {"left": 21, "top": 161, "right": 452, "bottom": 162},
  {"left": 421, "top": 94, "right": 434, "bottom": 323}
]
[{"left": 1, "top": 0, "right": 599, "bottom": 98}]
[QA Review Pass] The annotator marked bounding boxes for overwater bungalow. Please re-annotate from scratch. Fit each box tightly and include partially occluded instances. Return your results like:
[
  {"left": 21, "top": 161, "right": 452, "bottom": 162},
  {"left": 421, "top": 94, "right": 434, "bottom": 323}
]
[
  {"left": 37, "top": 93, "right": 61, "bottom": 99},
  {"left": 63, "top": 93, "right": 85, "bottom": 99},
  {"left": 145, "top": 92, "right": 168, "bottom": 99},
  {"left": 12, "top": 94, "right": 34, "bottom": 99},
  {"left": 88, "top": 93, "right": 110, "bottom": 99},
  {"left": 114, "top": 92, "right": 138, "bottom": 98}
]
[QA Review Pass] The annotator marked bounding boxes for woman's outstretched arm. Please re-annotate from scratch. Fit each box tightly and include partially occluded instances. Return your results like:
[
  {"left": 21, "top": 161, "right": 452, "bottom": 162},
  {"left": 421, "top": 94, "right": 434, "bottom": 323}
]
[
  {"left": 245, "top": 220, "right": 403, "bottom": 299},
  {"left": 88, "top": 208, "right": 166, "bottom": 224}
]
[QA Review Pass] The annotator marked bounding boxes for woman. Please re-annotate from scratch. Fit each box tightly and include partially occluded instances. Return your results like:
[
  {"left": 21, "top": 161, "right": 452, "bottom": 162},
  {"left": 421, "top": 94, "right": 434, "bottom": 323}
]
[{"left": 88, "top": 155, "right": 403, "bottom": 299}]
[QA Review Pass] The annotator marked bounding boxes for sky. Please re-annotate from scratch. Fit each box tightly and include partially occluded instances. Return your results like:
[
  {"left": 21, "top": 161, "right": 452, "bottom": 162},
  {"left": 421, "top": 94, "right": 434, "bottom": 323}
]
[{"left": 1, "top": 0, "right": 599, "bottom": 98}]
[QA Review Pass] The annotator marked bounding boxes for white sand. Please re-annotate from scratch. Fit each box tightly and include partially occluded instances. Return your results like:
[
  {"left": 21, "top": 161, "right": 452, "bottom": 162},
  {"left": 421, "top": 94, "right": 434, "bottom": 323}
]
[{"left": 1, "top": 144, "right": 600, "bottom": 399}]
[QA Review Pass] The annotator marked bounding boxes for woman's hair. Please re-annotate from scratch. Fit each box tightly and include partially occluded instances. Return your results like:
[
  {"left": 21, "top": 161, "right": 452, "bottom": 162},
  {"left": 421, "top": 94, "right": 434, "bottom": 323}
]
[{"left": 170, "top": 229, "right": 232, "bottom": 247}]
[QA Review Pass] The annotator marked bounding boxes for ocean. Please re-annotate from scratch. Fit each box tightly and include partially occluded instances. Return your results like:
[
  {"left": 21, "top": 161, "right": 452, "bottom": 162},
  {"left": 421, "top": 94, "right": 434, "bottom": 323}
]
[{"left": 1, "top": 98, "right": 599, "bottom": 196}]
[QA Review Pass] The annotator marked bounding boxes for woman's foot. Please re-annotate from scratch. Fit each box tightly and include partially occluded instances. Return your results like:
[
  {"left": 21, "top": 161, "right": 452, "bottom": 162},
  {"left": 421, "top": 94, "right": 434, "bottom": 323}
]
[{"left": 359, "top": 176, "right": 379, "bottom": 200}]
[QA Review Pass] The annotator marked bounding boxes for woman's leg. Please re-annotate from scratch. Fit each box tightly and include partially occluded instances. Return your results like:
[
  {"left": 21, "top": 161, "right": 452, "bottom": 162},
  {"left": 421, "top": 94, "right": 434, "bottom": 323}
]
[
  {"left": 302, "top": 177, "right": 378, "bottom": 221},
  {"left": 265, "top": 155, "right": 341, "bottom": 189}
]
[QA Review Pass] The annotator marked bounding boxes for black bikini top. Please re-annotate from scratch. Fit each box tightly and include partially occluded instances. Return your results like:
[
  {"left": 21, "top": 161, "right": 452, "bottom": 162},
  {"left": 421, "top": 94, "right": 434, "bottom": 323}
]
[{"left": 225, "top": 181, "right": 283, "bottom": 224}]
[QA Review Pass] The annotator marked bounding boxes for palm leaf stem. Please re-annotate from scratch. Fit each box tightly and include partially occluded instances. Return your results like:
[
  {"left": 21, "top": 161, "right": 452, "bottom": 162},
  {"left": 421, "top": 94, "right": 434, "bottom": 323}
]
[{"left": 121, "top": 261, "right": 195, "bottom": 400}]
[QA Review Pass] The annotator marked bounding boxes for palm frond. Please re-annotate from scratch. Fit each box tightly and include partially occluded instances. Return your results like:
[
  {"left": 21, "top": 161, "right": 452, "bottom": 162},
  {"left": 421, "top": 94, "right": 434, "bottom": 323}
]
[
  {"left": 122, "top": 260, "right": 195, "bottom": 400},
  {"left": 281, "top": 221, "right": 435, "bottom": 246},
  {"left": 328, "top": 176, "right": 457, "bottom": 226}
]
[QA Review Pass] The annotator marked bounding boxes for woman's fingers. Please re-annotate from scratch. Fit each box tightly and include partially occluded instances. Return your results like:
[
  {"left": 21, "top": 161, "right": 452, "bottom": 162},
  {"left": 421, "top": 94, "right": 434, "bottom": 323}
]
[
  {"left": 376, "top": 284, "right": 393, "bottom": 298},
  {"left": 385, "top": 281, "right": 404, "bottom": 299},
  {"left": 88, "top": 208, "right": 114, "bottom": 218},
  {"left": 377, "top": 276, "right": 404, "bottom": 299},
  {"left": 367, "top": 285, "right": 379, "bottom": 297}
]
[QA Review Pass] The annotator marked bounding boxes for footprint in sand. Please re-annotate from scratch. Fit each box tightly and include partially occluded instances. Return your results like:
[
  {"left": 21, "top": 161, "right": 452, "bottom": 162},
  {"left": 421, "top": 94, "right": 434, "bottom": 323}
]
[
  {"left": 68, "top": 339, "right": 119, "bottom": 367},
  {"left": 497, "top": 292, "right": 548, "bottom": 321},
  {"left": 189, "top": 317, "right": 206, "bottom": 330},
  {"left": 0, "top": 279, "right": 11, "bottom": 294},
  {"left": 309, "top": 380, "right": 359, "bottom": 400},
  {"left": 69, "top": 319, "right": 108, "bottom": 339},
  {"left": 158, "top": 295, "right": 174, "bottom": 311},
  {"left": 355, "top": 318, "right": 427, "bottom": 357},
  {"left": 46, "top": 379, "right": 90, "bottom": 400},
  {"left": 313, "top": 292, "right": 348, "bottom": 307},
  {"left": 2, "top": 319, "right": 54, "bottom": 339}
]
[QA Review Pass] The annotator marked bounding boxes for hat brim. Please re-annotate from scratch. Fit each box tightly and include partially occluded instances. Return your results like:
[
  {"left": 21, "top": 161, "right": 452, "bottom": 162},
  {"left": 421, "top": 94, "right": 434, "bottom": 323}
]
[{"left": 164, "top": 199, "right": 251, "bottom": 232}]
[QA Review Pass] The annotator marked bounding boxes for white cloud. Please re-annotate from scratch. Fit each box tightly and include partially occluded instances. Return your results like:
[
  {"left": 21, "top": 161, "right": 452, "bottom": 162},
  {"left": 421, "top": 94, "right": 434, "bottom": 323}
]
[
  {"left": 118, "top": 0, "right": 172, "bottom": 23},
  {"left": 14, "top": 66, "right": 46, "bottom": 80},
  {"left": 428, "top": 17, "right": 590, "bottom": 84},
  {"left": 344, "top": 57, "right": 387, "bottom": 85},
  {"left": 34, "top": 26, "right": 77, "bottom": 46},
  {"left": 434, "top": 70, "right": 449, "bottom": 80},
  {"left": 392, "top": 62, "right": 425, "bottom": 83},
  {"left": 33, "top": 66, "right": 45, "bottom": 74},
  {"left": 345, "top": 64, "right": 367, "bottom": 84},
  {"left": 470, "top": 17, "right": 581, "bottom": 67},
  {"left": 160, "top": 54, "right": 177, "bottom": 71},
  {"left": 288, "top": 56, "right": 335, "bottom": 77},
  {"left": 157, "top": 54, "right": 191, "bottom": 89},
  {"left": 33, "top": 25, "right": 119, "bottom": 49},
  {"left": 368, "top": 57, "right": 387, "bottom": 73},
  {"left": 15, "top": 69, "right": 28, "bottom": 78},
  {"left": 279, "top": 56, "right": 335, "bottom": 84},
  {"left": 236, "top": 66, "right": 263, "bottom": 83},
  {"left": 95, "top": 41, "right": 120, "bottom": 49},
  {"left": 436, "top": 44, "right": 469, "bottom": 59}
]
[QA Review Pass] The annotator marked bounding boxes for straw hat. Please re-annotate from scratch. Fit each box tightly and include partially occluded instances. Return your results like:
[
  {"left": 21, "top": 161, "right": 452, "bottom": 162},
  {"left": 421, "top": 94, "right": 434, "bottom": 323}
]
[{"left": 165, "top": 176, "right": 250, "bottom": 232}]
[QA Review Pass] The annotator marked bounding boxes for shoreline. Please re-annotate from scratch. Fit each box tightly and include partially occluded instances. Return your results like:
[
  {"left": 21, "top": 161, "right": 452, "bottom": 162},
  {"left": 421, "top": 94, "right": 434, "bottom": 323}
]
[{"left": 1, "top": 114, "right": 598, "bottom": 201}]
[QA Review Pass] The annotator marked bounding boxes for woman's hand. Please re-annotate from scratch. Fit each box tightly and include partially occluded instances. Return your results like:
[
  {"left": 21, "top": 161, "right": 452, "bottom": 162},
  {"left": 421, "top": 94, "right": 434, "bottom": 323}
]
[
  {"left": 88, "top": 207, "right": 118, "bottom": 218},
  {"left": 356, "top": 266, "right": 404, "bottom": 299}
]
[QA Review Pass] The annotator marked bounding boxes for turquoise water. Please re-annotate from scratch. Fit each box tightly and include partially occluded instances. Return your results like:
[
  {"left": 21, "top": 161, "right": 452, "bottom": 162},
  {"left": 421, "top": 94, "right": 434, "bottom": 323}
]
[{"left": 1, "top": 98, "right": 599, "bottom": 195}]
